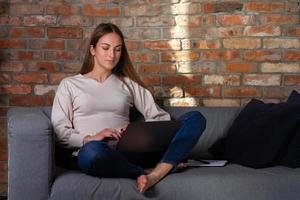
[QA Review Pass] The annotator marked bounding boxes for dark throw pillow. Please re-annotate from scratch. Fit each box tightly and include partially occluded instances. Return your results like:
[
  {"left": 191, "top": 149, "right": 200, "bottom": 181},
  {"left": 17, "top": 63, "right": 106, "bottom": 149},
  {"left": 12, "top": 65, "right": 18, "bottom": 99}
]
[
  {"left": 280, "top": 90, "right": 300, "bottom": 167},
  {"left": 210, "top": 91, "right": 300, "bottom": 168}
]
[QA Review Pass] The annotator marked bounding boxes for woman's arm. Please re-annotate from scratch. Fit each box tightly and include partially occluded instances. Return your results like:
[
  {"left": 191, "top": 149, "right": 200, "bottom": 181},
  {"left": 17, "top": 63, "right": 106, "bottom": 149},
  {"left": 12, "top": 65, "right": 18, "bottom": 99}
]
[
  {"left": 51, "top": 79, "right": 86, "bottom": 148},
  {"left": 125, "top": 78, "right": 171, "bottom": 121}
]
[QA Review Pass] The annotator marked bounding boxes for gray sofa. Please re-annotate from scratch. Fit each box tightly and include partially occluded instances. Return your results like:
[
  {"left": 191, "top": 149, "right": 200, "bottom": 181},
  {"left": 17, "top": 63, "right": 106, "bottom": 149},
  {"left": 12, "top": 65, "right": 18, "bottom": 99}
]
[{"left": 7, "top": 106, "right": 300, "bottom": 200}]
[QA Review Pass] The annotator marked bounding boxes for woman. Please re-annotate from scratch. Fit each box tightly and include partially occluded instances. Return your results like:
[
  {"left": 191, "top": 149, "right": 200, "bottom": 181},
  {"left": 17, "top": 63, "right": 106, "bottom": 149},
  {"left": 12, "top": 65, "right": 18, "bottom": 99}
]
[{"left": 51, "top": 23, "right": 206, "bottom": 193}]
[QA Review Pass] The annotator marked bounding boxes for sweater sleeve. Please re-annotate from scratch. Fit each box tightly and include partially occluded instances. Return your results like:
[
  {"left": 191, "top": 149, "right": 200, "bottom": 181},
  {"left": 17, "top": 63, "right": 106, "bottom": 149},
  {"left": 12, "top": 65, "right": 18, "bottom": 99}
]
[
  {"left": 125, "top": 78, "right": 171, "bottom": 121},
  {"left": 51, "top": 79, "right": 86, "bottom": 148}
]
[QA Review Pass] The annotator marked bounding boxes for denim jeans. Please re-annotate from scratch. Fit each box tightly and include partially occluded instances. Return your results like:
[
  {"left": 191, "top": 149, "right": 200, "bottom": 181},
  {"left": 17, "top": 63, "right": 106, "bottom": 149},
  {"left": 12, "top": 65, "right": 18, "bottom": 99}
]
[{"left": 77, "top": 111, "right": 206, "bottom": 179}]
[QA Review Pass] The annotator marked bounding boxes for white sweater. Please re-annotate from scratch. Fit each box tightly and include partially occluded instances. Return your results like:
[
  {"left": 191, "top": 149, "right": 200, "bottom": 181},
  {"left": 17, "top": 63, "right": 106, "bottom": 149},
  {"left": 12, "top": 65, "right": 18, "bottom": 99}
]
[{"left": 51, "top": 74, "right": 170, "bottom": 148}]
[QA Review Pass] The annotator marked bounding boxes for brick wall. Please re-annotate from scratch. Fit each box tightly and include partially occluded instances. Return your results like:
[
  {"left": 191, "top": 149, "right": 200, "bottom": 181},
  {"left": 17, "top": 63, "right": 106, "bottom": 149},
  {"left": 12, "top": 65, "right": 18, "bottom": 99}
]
[{"left": 0, "top": 0, "right": 300, "bottom": 195}]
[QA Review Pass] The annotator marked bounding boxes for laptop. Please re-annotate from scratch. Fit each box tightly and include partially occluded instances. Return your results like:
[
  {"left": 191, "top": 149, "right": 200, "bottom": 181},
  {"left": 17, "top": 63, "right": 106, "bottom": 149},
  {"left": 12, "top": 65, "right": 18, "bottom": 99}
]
[{"left": 116, "top": 120, "right": 181, "bottom": 152}]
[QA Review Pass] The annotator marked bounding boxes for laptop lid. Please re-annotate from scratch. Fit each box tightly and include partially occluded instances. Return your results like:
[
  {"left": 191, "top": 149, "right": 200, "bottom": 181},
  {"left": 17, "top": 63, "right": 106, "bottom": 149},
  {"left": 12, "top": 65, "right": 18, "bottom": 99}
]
[{"left": 116, "top": 120, "right": 181, "bottom": 152}]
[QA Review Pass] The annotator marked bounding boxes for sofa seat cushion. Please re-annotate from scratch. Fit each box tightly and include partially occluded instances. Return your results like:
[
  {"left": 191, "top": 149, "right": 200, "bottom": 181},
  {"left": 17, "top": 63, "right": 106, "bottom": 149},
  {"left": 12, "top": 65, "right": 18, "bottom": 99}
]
[{"left": 50, "top": 166, "right": 300, "bottom": 200}]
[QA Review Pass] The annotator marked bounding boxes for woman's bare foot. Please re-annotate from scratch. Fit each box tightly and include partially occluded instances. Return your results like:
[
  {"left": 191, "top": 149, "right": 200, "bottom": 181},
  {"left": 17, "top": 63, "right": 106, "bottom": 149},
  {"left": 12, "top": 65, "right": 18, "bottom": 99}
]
[{"left": 137, "top": 173, "right": 160, "bottom": 193}]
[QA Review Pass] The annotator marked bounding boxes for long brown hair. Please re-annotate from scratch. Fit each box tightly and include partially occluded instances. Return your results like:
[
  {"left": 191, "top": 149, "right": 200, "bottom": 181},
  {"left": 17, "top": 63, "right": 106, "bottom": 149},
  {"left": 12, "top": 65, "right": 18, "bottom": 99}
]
[{"left": 80, "top": 23, "right": 147, "bottom": 90}]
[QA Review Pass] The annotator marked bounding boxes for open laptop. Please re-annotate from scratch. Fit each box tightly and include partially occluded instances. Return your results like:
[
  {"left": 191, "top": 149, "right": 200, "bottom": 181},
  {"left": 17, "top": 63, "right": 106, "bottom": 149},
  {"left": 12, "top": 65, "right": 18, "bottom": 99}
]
[{"left": 116, "top": 120, "right": 181, "bottom": 152}]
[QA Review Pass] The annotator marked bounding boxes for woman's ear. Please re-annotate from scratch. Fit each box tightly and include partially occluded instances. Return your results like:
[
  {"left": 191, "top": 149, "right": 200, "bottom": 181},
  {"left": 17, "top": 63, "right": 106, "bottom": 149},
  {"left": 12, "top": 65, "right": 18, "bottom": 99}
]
[{"left": 90, "top": 45, "right": 95, "bottom": 56}]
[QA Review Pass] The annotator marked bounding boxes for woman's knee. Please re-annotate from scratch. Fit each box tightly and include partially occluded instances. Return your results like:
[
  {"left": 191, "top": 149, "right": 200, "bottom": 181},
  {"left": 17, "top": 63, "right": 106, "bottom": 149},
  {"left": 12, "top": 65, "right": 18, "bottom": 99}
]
[
  {"left": 181, "top": 111, "right": 206, "bottom": 126},
  {"left": 77, "top": 141, "right": 108, "bottom": 173}
]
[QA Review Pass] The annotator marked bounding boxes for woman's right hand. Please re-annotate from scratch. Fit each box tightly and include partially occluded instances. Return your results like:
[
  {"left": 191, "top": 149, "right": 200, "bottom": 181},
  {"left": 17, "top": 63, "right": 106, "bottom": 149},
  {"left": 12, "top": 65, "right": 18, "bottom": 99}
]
[{"left": 83, "top": 128, "right": 122, "bottom": 145}]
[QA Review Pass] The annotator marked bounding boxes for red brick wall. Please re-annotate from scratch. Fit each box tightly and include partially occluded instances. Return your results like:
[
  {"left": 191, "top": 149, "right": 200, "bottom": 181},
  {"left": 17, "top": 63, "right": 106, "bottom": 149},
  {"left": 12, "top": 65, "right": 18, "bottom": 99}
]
[{"left": 0, "top": 0, "right": 300, "bottom": 195}]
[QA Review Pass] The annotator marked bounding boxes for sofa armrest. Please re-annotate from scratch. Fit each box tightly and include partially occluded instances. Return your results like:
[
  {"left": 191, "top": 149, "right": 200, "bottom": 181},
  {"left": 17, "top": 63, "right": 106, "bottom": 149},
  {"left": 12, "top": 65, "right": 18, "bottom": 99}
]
[{"left": 8, "top": 107, "right": 55, "bottom": 200}]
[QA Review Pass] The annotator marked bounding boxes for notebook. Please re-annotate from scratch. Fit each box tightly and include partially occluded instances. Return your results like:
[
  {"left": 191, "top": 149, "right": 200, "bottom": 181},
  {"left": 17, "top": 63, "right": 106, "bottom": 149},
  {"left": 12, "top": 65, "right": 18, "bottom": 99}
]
[{"left": 116, "top": 120, "right": 181, "bottom": 152}]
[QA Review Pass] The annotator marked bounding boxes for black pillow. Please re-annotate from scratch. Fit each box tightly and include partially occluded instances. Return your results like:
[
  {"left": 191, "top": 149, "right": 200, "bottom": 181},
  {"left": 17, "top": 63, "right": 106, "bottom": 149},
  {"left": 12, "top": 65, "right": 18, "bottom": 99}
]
[
  {"left": 280, "top": 90, "right": 300, "bottom": 167},
  {"left": 210, "top": 93, "right": 300, "bottom": 168}
]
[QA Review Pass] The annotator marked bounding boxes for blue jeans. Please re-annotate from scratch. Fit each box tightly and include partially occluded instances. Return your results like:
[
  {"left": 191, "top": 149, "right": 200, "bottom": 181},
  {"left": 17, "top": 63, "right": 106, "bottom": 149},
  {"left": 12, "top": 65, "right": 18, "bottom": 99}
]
[{"left": 77, "top": 111, "right": 206, "bottom": 179}]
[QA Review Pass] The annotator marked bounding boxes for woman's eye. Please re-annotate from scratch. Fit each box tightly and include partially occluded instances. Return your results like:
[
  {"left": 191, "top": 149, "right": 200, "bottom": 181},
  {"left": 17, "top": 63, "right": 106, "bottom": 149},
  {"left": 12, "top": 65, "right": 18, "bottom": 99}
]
[
  {"left": 115, "top": 48, "right": 121, "bottom": 52},
  {"left": 102, "top": 47, "right": 109, "bottom": 50}
]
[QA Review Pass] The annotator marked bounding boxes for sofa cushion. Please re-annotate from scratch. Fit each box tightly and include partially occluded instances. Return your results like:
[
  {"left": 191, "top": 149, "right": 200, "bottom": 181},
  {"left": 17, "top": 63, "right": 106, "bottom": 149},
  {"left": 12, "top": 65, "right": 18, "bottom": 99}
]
[
  {"left": 210, "top": 91, "right": 300, "bottom": 168},
  {"left": 280, "top": 90, "right": 300, "bottom": 167}
]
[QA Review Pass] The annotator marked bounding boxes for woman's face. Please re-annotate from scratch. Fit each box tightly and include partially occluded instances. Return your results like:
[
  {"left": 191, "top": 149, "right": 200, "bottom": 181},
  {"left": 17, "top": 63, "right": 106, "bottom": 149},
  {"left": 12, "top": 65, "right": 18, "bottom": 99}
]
[{"left": 90, "top": 32, "right": 122, "bottom": 73}]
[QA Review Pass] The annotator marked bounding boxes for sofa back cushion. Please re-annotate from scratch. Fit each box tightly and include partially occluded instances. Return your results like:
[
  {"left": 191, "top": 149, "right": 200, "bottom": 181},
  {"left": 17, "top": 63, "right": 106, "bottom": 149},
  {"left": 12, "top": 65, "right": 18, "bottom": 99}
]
[{"left": 164, "top": 107, "right": 241, "bottom": 159}]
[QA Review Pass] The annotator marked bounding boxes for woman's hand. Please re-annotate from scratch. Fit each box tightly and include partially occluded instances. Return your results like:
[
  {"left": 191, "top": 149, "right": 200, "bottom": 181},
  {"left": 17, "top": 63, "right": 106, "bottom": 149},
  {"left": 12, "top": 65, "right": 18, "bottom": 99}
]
[{"left": 83, "top": 125, "right": 128, "bottom": 145}]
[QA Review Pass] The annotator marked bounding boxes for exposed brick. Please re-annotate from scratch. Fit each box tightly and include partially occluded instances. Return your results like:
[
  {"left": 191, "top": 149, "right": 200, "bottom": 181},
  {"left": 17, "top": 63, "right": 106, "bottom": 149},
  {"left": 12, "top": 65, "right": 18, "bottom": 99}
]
[
  {"left": 26, "top": 62, "right": 60, "bottom": 72},
  {"left": 163, "top": 27, "right": 203, "bottom": 39},
  {"left": 185, "top": 86, "right": 221, "bottom": 97},
  {"left": 44, "top": 51, "right": 81, "bottom": 61},
  {"left": 153, "top": 86, "right": 183, "bottom": 98},
  {"left": 244, "top": 26, "right": 280, "bottom": 36},
  {"left": 95, "top": 17, "right": 134, "bottom": 27},
  {"left": 261, "top": 63, "right": 300, "bottom": 73},
  {"left": 83, "top": 5, "right": 121, "bottom": 16},
  {"left": 58, "top": 16, "right": 93, "bottom": 26},
  {"left": 0, "top": 62, "right": 24, "bottom": 72},
  {"left": 9, "top": 4, "right": 44, "bottom": 15},
  {"left": 48, "top": 27, "right": 83, "bottom": 39},
  {"left": 205, "top": 27, "right": 243, "bottom": 39},
  {"left": 217, "top": 15, "right": 254, "bottom": 26},
  {"left": 244, "top": 50, "right": 281, "bottom": 61},
  {"left": 11, "top": 51, "right": 43, "bottom": 61},
  {"left": 286, "top": 2, "right": 300, "bottom": 13},
  {"left": 137, "top": 16, "right": 175, "bottom": 27},
  {"left": 195, "top": 39, "right": 220, "bottom": 49},
  {"left": 0, "top": 85, "right": 31, "bottom": 95},
  {"left": 203, "top": 99, "right": 240, "bottom": 107},
  {"left": 30, "top": 39, "right": 65, "bottom": 49},
  {"left": 140, "top": 76, "right": 160, "bottom": 86},
  {"left": 204, "top": 74, "right": 240, "bottom": 86},
  {"left": 162, "top": 3, "right": 201, "bottom": 15},
  {"left": 284, "top": 76, "right": 300, "bottom": 86},
  {"left": 46, "top": 5, "right": 81, "bottom": 15},
  {"left": 161, "top": 51, "right": 199, "bottom": 62},
  {"left": 223, "top": 38, "right": 261, "bottom": 49},
  {"left": 263, "top": 87, "right": 286, "bottom": 98},
  {"left": 201, "top": 51, "right": 222, "bottom": 61},
  {"left": 283, "top": 27, "right": 300, "bottom": 37},
  {"left": 175, "top": 15, "right": 215, "bottom": 27},
  {"left": 144, "top": 40, "right": 181, "bottom": 50},
  {"left": 204, "top": 2, "right": 243, "bottom": 13},
  {"left": 124, "top": 28, "right": 161, "bottom": 40},
  {"left": 131, "top": 52, "right": 159, "bottom": 63},
  {"left": 245, "top": 2, "right": 285, "bottom": 12},
  {"left": 164, "top": 97, "right": 199, "bottom": 107},
  {"left": 163, "top": 75, "right": 201, "bottom": 86},
  {"left": 66, "top": 39, "right": 88, "bottom": 50},
  {"left": 23, "top": 15, "right": 56, "bottom": 26},
  {"left": 63, "top": 62, "right": 82, "bottom": 72},
  {"left": 0, "top": 27, "right": 7, "bottom": 37},
  {"left": 13, "top": 73, "right": 48, "bottom": 84},
  {"left": 260, "top": 15, "right": 299, "bottom": 25},
  {"left": 124, "top": 4, "right": 160, "bottom": 16},
  {"left": 34, "top": 85, "right": 57, "bottom": 95},
  {"left": 125, "top": 40, "right": 143, "bottom": 51},
  {"left": 50, "top": 73, "right": 72, "bottom": 84},
  {"left": 283, "top": 51, "right": 300, "bottom": 61},
  {"left": 243, "top": 74, "right": 281, "bottom": 86},
  {"left": 224, "top": 87, "right": 261, "bottom": 97},
  {"left": 177, "top": 62, "right": 217, "bottom": 74},
  {"left": 0, "top": 74, "right": 10, "bottom": 84},
  {"left": 226, "top": 63, "right": 258, "bottom": 73},
  {"left": 0, "top": 152, "right": 7, "bottom": 161},
  {"left": 139, "top": 64, "right": 176, "bottom": 74},
  {"left": 0, "top": 16, "right": 23, "bottom": 26},
  {"left": 223, "top": 50, "right": 241, "bottom": 60},
  {"left": 9, "top": 95, "right": 46, "bottom": 106},
  {"left": 9, "top": 27, "right": 45, "bottom": 38},
  {"left": 263, "top": 38, "right": 300, "bottom": 49},
  {"left": 0, "top": 39, "right": 26, "bottom": 49}
]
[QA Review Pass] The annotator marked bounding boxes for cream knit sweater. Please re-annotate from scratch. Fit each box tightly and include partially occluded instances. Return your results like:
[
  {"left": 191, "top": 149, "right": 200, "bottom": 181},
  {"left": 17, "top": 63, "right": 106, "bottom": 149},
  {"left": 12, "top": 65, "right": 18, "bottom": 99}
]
[{"left": 51, "top": 74, "right": 170, "bottom": 148}]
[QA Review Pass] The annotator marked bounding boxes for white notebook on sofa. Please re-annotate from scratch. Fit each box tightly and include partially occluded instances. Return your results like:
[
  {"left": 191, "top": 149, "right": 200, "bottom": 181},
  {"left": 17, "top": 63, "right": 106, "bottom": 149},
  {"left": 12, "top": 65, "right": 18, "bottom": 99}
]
[{"left": 187, "top": 159, "right": 228, "bottom": 167}]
